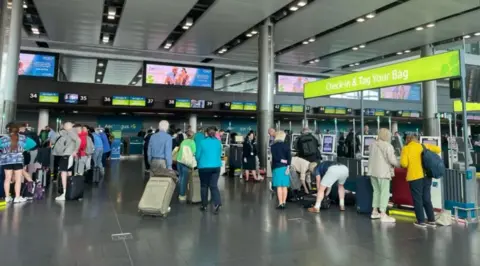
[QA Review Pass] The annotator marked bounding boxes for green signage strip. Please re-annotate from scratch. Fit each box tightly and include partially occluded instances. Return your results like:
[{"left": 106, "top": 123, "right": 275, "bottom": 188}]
[{"left": 304, "top": 50, "right": 461, "bottom": 99}]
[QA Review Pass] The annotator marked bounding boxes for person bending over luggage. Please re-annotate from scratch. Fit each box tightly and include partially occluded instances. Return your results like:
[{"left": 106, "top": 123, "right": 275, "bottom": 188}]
[
  {"left": 400, "top": 134, "right": 441, "bottom": 228},
  {"left": 148, "top": 120, "right": 173, "bottom": 171},
  {"left": 1, "top": 124, "right": 37, "bottom": 204},
  {"left": 290, "top": 156, "right": 312, "bottom": 194},
  {"left": 195, "top": 127, "right": 222, "bottom": 213},
  {"left": 243, "top": 131, "right": 260, "bottom": 181},
  {"left": 53, "top": 122, "right": 81, "bottom": 201},
  {"left": 296, "top": 128, "right": 321, "bottom": 162},
  {"left": 176, "top": 130, "right": 196, "bottom": 202},
  {"left": 367, "top": 128, "right": 399, "bottom": 223},
  {"left": 308, "top": 161, "right": 349, "bottom": 213},
  {"left": 270, "top": 131, "right": 291, "bottom": 209}
]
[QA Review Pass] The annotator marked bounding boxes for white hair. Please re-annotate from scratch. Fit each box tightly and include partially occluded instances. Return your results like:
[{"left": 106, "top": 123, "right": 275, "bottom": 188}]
[
  {"left": 63, "top": 122, "right": 73, "bottom": 130},
  {"left": 158, "top": 120, "right": 169, "bottom": 132}
]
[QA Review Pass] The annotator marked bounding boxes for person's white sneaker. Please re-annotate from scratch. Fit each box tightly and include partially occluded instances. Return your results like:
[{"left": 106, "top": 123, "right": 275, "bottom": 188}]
[
  {"left": 5, "top": 196, "right": 13, "bottom": 203},
  {"left": 13, "top": 197, "right": 27, "bottom": 204},
  {"left": 55, "top": 194, "right": 66, "bottom": 201},
  {"left": 380, "top": 214, "right": 396, "bottom": 223},
  {"left": 178, "top": 195, "right": 187, "bottom": 202},
  {"left": 371, "top": 212, "right": 381, "bottom": 219}
]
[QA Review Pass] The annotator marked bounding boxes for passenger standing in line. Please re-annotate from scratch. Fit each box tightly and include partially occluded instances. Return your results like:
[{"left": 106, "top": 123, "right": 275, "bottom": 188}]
[
  {"left": 367, "top": 128, "right": 399, "bottom": 223},
  {"left": 268, "top": 128, "right": 276, "bottom": 146},
  {"left": 176, "top": 130, "right": 196, "bottom": 201},
  {"left": 296, "top": 128, "right": 321, "bottom": 163},
  {"left": 99, "top": 129, "right": 111, "bottom": 167},
  {"left": 196, "top": 127, "right": 222, "bottom": 213},
  {"left": 92, "top": 129, "right": 104, "bottom": 177},
  {"left": 243, "top": 132, "right": 259, "bottom": 181},
  {"left": 52, "top": 122, "right": 81, "bottom": 201},
  {"left": 270, "top": 131, "right": 291, "bottom": 209},
  {"left": 18, "top": 124, "right": 36, "bottom": 183},
  {"left": 143, "top": 129, "right": 153, "bottom": 172},
  {"left": 194, "top": 127, "right": 206, "bottom": 146},
  {"left": 148, "top": 120, "right": 173, "bottom": 172},
  {"left": 400, "top": 134, "right": 441, "bottom": 228},
  {"left": 73, "top": 124, "right": 88, "bottom": 175},
  {"left": 104, "top": 128, "right": 113, "bottom": 159},
  {"left": 1, "top": 124, "right": 37, "bottom": 203}
]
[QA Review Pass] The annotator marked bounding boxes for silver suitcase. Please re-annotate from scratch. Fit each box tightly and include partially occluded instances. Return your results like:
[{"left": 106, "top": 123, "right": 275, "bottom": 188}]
[
  {"left": 187, "top": 170, "right": 210, "bottom": 204},
  {"left": 138, "top": 169, "right": 177, "bottom": 217}
]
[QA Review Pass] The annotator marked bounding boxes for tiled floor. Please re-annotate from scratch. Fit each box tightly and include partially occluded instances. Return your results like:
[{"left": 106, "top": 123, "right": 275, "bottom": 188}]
[{"left": 1, "top": 157, "right": 479, "bottom": 266}]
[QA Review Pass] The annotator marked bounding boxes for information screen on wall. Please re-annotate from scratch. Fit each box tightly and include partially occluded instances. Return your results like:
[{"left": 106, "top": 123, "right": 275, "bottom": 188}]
[
  {"left": 314, "top": 106, "right": 352, "bottom": 115},
  {"left": 380, "top": 83, "right": 421, "bottom": 101},
  {"left": 220, "top": 101, "right": 257, "bottom": 111},
  {"left": 274, "top": 104, "right": 309, "bottom": 113},
  {"left": 39, "top": 92, "right": 59, "bottom": 103},
  {"left": 394, "top": 110, "right": 421, "bottom": 118},
  {"left": 277, "top": 74, "right": 320, "bottom": 93},
  {"left": 103, "top": 96, "right": 154, "bottom": 107},
  {"left": 19, "top": 52, "right": 57, "bottom": 78},
  {"left": 165, "top": 99, "right": 213, "bottom": 109},
  {"left": 144, "top": 62, "right": 213, "bottom": 88}
]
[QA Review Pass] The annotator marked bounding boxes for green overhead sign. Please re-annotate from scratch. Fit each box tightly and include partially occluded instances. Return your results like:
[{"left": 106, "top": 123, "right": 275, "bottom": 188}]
[{"left": 304, "top": 50, "right": 461, "bottom": 99}]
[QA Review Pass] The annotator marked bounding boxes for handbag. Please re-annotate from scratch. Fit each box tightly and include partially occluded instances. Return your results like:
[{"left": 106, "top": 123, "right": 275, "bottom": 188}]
[{"left": 180, "top": 145, "right": 197, "bottom": 169}]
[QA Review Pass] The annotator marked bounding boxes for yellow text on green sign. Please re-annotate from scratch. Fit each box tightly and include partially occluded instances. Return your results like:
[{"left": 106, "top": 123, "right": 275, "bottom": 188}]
[
  {"left": 304, "top": 50, "right": 461, "bottom": 99},
  {"left": 453, "top": 100, "right": 480, "bottom": 112}
]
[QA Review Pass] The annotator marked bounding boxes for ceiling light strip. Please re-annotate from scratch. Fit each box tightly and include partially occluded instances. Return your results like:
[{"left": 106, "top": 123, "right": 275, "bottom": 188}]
[
  {"left": 213, "top": 0, "right": 317, "bottom": 55},
  {"left": 160, "top": 0, "right": 217, "bottom": 50},
  {"left": 100, "top": 0, "right": 126, "bottom": 45},
  {"left": 22, "top": 0, "right": 48, "bottom": 37},
  {"left": 128, "top": 67, "right": 143, "bottom": 86},
  {"left": 95, "top": 59, "right": 108, "bottom": 83}
]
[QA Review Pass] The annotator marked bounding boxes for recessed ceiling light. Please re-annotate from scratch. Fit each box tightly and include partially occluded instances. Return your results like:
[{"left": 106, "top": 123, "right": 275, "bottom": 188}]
[
  {"left": 137, "top": 74, "right": 142, "bottom": 78},
  {"left": 164, "top": 44, "right": 171, "bottom": 49},
  {"left": 108, "top": 7, "right": 116, "bottom": 16},
  {"left": 107, "top": 15, "right": 115, "bottom": 20},
  {"left": 182, "top": 25, "right": 189, "bottom": 30},
  {"left": 289, "top": 6, "right": 299, "bottom": 11},
  {"left": 121, "top": 113, "right": 126, "bottom": 115},
  {"left": 426, "top": 23, "right": 435, "bottom": 28},
  {"left": 23, "top": 3, "right": 27, "bottom": 8},
  {"left": 297, "top": 0, "right": 307, "bottom": 7},
  {"left": 73, "top": 110, "right": 78, "bottom": 114},
  {"left": 185, "top": 18, "right": 193, "bottom": 27},
  {"left": 359, "top": 44, "right": 366, "bottom": 48},
  {"left": 352, "top": 47, "right": 359, "bottom": 50},
  {"left": 397, "top": 52, "right": 403, "bottom": 55},
  {"left": 356, "top": 17, "right": 365, "bottom": 22},
  {"left": 302, "top": 41, "right": 309, "bottom": 44},
  {"left": 98, "top": 63, "right": 104, "bottom": 67},
  {"left": 98, "top": 71, "right": 103, "bottom": 75},
  {"left": 366, "top": 13, "right": 375, "bottom": 19},
  {"left": 309, "top": 61, "right": 315, "bottom": 64},
  {"left": 31, "top": 27, "right": 40, "bottom": 35},
  {"left": 464, "top": 35, "right": 471, "bottom": 39},
  {"left": 404, "top": 50, "right": 411, "bottom": 53},
  {"left": 474, "top": 32, "right": 480, "bottom": 36},
  {"left": 250, "top": 117, "right": 255, "bottom": 119},
  {"left": 132, "top": 82, "right": 136, "bottom": 85},
  {"left": 246, "top": 33, "right": 253, "bottom": 37},
  {"left": 102, "top": 35, "right": 110, "bottom": 43},
  {"left": 96, "top": 79, "right": 101, "bottom": 82},
  {"left": 225, "top": 73, "right": 231, "bottom": 77},
  {"left": 214, "top": 115, "right": 218, "bottom": 118},
  {"left": 349, "top": 64, "right": 354, "bottom": 67},
  {"left": 354, "top": 63, "right": 360, "bottom": 66},
  {"left": 415, "top": 26, "right": 424, "bottom": 31},
  {"left": 308, "top": 37, "right": 315, "bottom": 42},
  {"left": 251, "top": 30, "right": 258, "bottom": 35},
  {"left": 314, "top": 59, "right": 320, "bottom": 62}
]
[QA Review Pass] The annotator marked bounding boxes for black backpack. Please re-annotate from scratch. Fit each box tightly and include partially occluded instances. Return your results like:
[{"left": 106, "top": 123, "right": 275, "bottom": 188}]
[{"left": 299, "top": 135, "right": 318, "bottom": 157}]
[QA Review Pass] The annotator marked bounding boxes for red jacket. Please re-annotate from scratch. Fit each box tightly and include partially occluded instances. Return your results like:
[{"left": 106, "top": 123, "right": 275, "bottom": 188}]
[{"left": 78, "top": 131, "right": 88, "bottom": 157}]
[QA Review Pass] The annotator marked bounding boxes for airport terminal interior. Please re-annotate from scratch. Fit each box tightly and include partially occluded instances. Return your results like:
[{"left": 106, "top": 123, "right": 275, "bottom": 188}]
[{"left": 1, "top": 0, "right": 480, "bottom": 265}]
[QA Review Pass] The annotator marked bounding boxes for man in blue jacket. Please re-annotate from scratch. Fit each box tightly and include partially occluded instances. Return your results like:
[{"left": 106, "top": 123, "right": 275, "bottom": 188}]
[
  {"left": 99, "top": 129, "right": 111, "bottom": 166},
  {"left": 148, "top": 120, "right": 173, "bottom": 172}
]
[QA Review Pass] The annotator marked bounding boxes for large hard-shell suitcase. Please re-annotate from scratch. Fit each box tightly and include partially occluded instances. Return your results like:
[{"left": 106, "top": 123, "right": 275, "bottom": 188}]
[
  {"left": 391, "top": 168, "right": 413, "bottom": 207},
  {"left": 66, "top": 175, "right": 85, "bottom": 200},
  {"left": 229, "top": 145, "right": 243, "bottom": 169},
  {"left": 138, "top": 169, "right": 177, "bottom": 217},
  {"left": 187, "top": 170, "right": 201, "bottom": 203},
  {"left": 356, "top": 175, "right": 373, "bottom": 214}
]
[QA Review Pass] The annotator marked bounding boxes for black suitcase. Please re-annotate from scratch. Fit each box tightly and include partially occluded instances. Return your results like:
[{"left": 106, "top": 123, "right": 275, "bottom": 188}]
[
  {"left": 84, "top": 169, "right": 93, "bottom": 184},
  {"left": 229, "top": 145, "right": 243, "bottom": 169},
  {"left": 66, "top": 175, "right": 85, "bottom": 200}
]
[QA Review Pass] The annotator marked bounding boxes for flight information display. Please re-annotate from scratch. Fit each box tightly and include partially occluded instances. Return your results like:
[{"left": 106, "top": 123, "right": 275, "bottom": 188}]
[
  {"left": 144, "top": 63, "right": 213, "bottom": 88},
  {"left": 103, "top": 96, "right": 154, "bottom": 107},
  {"left": 29, "top": 92, "right": 88, "bottom": 105},
  {"left": 394, "top": 110, "right": 421, "bottom": 118},
  {"left": 38, "top": 92, "right": 58, "bottom": 103},
  {"left": 165, "top": 99, "right": 214, "bottom": 109},
  {"left": 314, "top": 106, "right": 352, "bottom": 115},
  {"left": 274, "top": 104, "right": 310, "bottom": 113},
  {"left": 358, "top": 108, "right": 391, "bottom": 117},
  {"left": 220, "top": 101, "right": 258, "bottom": 111}
]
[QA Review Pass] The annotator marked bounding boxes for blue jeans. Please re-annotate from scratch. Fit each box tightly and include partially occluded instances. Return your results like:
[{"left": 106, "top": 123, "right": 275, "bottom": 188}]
[
  {"left": 93, "top": 148, "right": 104, "bottom": 173},
  {"left": 177, "top": 163, "right": 189, "bottom": 197},
  {"left": 198, "top": 168, "right": 221, "bottom": 207},
  {"left": 409, "top": 177, "right": 435, "bottom": 223}
]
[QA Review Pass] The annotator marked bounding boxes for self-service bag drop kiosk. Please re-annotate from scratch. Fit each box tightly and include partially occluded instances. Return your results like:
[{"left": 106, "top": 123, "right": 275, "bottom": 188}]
[
  {"left": 361, "top": 135, "right": 377, "bottom": 174},
  {"left": 321, "top": 134, "right": 337, "bottom": 161},
  {"left": 420, "top": 136, "right": 443, "bottom": 210}
]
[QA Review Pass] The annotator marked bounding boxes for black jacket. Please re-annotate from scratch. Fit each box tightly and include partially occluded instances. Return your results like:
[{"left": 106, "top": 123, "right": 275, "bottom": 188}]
[
  {"left": 243, "top": 140, "right": 256, "bottom": 159},
  {"left": 271, "top": 141, "right": 291, "bottom": 169}
]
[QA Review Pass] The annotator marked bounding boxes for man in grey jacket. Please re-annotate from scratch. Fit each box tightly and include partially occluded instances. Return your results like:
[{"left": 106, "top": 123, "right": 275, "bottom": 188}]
[{"left": 52, "top": 122, "right": 81, "bottom": 201}]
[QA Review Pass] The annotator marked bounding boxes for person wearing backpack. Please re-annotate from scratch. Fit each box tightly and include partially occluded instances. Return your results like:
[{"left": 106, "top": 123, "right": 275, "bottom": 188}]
[
  {"left": 296, "top": 128, "right": 321, "bottom": 163},
  {"left": 400, "top": 134, "right": 442, "bottom": 228},
  {"left": 176, "top": 130, "right": 196, "bottom": 202}
]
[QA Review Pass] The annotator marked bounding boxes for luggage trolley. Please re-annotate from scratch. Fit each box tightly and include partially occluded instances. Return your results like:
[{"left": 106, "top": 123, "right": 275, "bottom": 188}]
[{"left": 420, "top": 136, "right": 443, "bottom": 210}]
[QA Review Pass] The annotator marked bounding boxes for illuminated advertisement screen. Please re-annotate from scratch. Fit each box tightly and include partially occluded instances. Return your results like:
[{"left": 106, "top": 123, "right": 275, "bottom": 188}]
[
  {"left": 380, "top": 84, "right": 421, "bottom": 101},
  {"left": 129, "top": 96, "right": 146, "bottom": 107},
  {"left": 144, "top": 63, "right": 213, "bottom": 88},
  {"left": 39, "top": 92, "right": 59, "bottom": 103},
  {"left": 175, "top": 98, "right": 191, "bottom": 108},
  {"left": 277, "top": 74, "right": 320, "bottom": 93},
  {"left": 112, "top": 96, "right": 130, "bottom": 106},
  {"left": 19, "top": 52, "right": 56, "bottom": 77}
]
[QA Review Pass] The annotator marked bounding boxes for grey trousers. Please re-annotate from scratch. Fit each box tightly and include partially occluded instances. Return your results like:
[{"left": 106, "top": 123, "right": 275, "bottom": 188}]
[
  {"left": 150, "top": 159, "right": 167, "bottom": 174},
  {"left": 75, "top": 156, "right": 88, "bottom": 175}
]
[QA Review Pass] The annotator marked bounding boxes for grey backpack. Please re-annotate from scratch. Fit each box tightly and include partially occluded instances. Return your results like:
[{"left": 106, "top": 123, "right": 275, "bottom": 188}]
[{"left": 86, "top": 137, "right": 94, "bottom": 155}]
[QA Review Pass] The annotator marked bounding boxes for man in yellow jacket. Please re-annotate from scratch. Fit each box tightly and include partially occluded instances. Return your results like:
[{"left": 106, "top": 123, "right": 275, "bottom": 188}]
[{"left": 400, "top": 134, "right": 441, "bottom": 228}]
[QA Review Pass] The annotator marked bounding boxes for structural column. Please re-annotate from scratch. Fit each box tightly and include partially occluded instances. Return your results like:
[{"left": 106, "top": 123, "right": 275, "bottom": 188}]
[
  {"left": 37, "top": 109, "right": 49, "bottom": 134},
  {"left": 189, "top": 114, "right": 197, "bottom": 133},
  {"left": 257, "top": 18, "right": 275, "bottom": 168},
  {"left": 0, "top": 0, "right": 23, "bottom": 132},
  {"left": 392, "top": 121, "right": 398, "bottom": 134},
  {"left": 421, "top": 45, "right": 439, "bottom": 136}
]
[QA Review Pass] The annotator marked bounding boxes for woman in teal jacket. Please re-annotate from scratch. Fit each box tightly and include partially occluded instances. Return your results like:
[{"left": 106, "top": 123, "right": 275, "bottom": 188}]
[
  {"left": 195, "top": 127, "right": 222, "bottom": 213},
  {"left": 1, "top": 124, "right": 37, "bottom": 204}
]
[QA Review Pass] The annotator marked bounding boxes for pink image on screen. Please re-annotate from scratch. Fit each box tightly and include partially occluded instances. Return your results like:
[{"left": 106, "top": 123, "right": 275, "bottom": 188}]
[
  {"left": 381, "top": 85, "right": 412, "bottom": 100},
  {"left": 18, "top": 53, "right": 35, "bottom": 75},
  {"left": 146, "top": 65, "right": 199, "bottom": 86},
  {"left": 278, "top": 75, "right": 318, "bottom": 93}
]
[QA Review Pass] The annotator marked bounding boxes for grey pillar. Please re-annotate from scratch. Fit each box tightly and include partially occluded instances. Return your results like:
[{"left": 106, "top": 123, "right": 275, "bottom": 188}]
[
  {"left": 257, "top": 18, "right": 274, "bottom": 168},
  {"left": 0, "top": 0, "right": 23, "bottom": 132},
  {"left": 421, "top": 45, "right": 439, "bottom": 136}
]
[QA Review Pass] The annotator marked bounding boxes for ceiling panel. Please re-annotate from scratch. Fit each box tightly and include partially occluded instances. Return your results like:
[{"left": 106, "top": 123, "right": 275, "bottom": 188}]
[
  {"left": 113, "top": 0, "right": 197, "bottom": 50},
  {"left": 34, "top": 0, "right": 104, "bottom": 44},
  {"left": 214, "top": 71, "right": 257, "bottom": 90},
  {"left": 316, "top": 9, "right": 480, "bottom": 69},
  {"left": 103, "top": 60, "right": 143, "bottom": 86},
  {"left": 62, "top": 57, "right": 97, "bottom": 83},
  {"left": 171, "top": 0, "right": 292, "bottom": 56},
  {"left": 277, "top": 0, "right": 480, "bottom": 65}
]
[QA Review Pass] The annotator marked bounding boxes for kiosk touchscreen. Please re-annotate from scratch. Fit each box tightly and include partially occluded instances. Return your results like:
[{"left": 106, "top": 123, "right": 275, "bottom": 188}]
[
  {"left": 221, "top": 134, "right": 230, "bottom": 145},
  {"left": 419, "top": 136, "right": 443, "bottom": 210},
  {"left": 420, "top": 136, "right": 440, "bottom": 147},
  {"left": 291, "top": 133, "right": 301, "bottom": 151},
  {"left": 321, "top": 134, "right": 336, "bottom": 161},
  {"left": 391, "top": 135, "right": 403, "bottom": 158},
  {"left": 361, "top": 135, "right": 377, "bottom": 158}
]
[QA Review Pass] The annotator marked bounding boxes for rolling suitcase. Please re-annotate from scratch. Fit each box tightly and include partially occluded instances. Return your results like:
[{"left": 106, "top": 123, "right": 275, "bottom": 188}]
[
  {"left": 187, "top": 170, "right": 210, "bottom": 203},
  {"left": 356, "top": 175, "right": 373, "bottom": 214},
  {"left": 138, "top": 169, "right": 177, "bottom": 217},
  {"left": 66, "top": 175, "right": 85, "bottom": 200},
  {"left": 391, "top": 168, "right": 414, "bottom": 207},
  {"left": 228, "top": 145, "right": 243, "bottom": 176}
]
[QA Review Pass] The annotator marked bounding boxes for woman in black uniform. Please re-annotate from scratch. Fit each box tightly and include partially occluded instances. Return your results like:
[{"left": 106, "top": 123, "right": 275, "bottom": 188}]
[{"left": 242, "top": 132, "right": 259, "bottom": 181}]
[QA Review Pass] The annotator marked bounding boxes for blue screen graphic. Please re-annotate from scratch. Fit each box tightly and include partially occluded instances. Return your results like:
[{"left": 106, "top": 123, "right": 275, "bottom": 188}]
[{"left": 19, "top": 53, "right": 56, "bottom": 77}]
